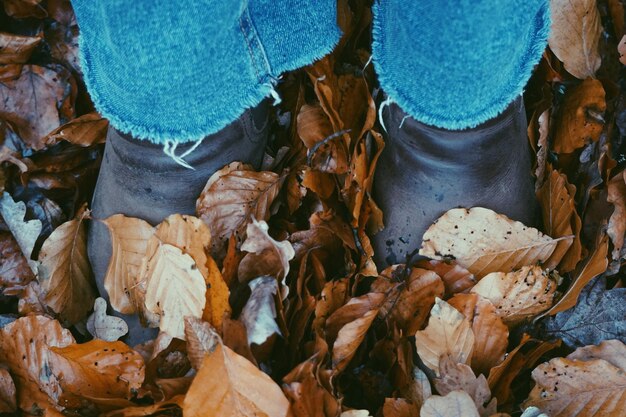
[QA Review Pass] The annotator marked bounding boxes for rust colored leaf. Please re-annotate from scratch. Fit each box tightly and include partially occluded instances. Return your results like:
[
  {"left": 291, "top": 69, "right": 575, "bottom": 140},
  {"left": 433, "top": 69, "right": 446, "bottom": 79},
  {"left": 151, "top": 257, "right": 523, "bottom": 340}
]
[
  {"left": 448, "top": 294, "right": 509, "bottom": 376},
  {"left": 0, "top": 32, "right": 42, "bottom": 64},
  {"left": 420, "top": 208, "right": 560, "bottom": 278},
  {"left": 325, "top": 292, "right": 385, "bottom": 344},
  {"left": 202, "top": 255, "right": 231, "bottom": 330},
  {"left": 0, "top": 367, "right": 16, "bottom": 413},
  {"left": 196, "top": 162, "right": 285, "bottom": 259},
  {"left": 49, "top": 340, "right": 144, "bottom": 408},
  {"left": 38, "top": 204, "right": 96, "bottom": 324},
  {"left": 414, "top": 298, "right": 475, "bottom": 376},
  {"left": 183, "top": 343, "right": 290, "bottom": 417},
  {"left": 86, "top": 297, "right": 129, "bottom": 342},
  {"left": 471, "top": 266, "right": 558, "bottom": 325},
  {"left": 282, "top": 356, "right": 341, "bottom": 417},
  {"left": 238, "top": 218, "right": 295, "bottom": 283},
  {"left": 536, "top": 169, "right": 582, "bottom": 272},
  {"left": 553, "top": 79, "right": 606, "bottom": 154},
  {"left": 0, "top": 315, "right": 75, "bottom": 414},
  {"left": 382, "top": 398, "right": 419, "bottom": 417},
  {"left": 607, "top": 171, "right": 626, "bottom": 263},
  {"left": 0, "top": 64, "right": 73, "bottom": 150},
  {"left": 44, "top": 113, "right": 108, "bottom": 147},
  {"left": 100, "top": 396, "right": 184, "bottom": 417},
  {"left": 415, "top": 259, "right": 477, "bottom": 296},
  {"left": 332, "top": 306, "right": 378, "bottom": 373},
  {"left": 102, "top": 215, "right": 154, "bottom": 315},
  {"left": 549, "top": 0, "right": 602, "bottom": 79}
]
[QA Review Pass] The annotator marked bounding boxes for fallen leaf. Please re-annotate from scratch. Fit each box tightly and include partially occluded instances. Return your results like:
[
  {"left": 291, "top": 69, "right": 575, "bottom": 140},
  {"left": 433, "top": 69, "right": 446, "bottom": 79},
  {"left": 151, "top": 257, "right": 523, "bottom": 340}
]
[
  {"left": 202, "top": 255, "right": 230, "bottom": 330},
  {"left": 0, "top": 32, "right": 42, "bottom": 64},
  {"left": 524, "top": 343, "right": 626, "bottom": 416},
  {"left": 38, "top": 204, "right": 96, "bottom": 324},
  {"left": 141, "top": 243, "right": 206, "bottom": 340},
  {"left": 241, "top": 276, "right": 282, "bottom": 347},
  {"left": 543, "top": 277, "right": 626, "bottom": 347},
  {"left": 619, "top": 35, "right": 626, "bottom": 65},
  {"left": 434, "top": 356, "right": 497, "bottom": 417},
  {"left": 420, "top": 390, "right": 480, "bottom": 417},
  {"left": 0, "top": 367, "right": 16, "bottom": 413},
  {"left": 0, "top": 315, "right": 75, "bottom": 414},
  {"left": 470, "top": 266, "right": 558, "bottom": 325},
  {"left": 325, "top": 292, "right": 385, "bottom": 345},
  {"left": 100, "top": 396, "right": 184, "bottom": 417},
  {"left": 0, "top": 64, "right": 73, "bottom": 150},
  {"left": 382, "top": 398, "right": 419, "bottom": 417},
  {"left": 44, "top": 113, "right": 108, "bottom": 147},
  {"left": 332, "top": 306, "right": 378, "bottom": 373},
  {"left": 102, "top": 215, "right": 154, "bottom": 315},
  {"left": 196, "top": 162, "right": 285, "bottom": 259},
  {"left": 0, "top": 192, "right": 42, "bottom": 273},
  {"left": 282, "top": 356, "right": 341, "bottom": 417},
  {"left": 553, "top": 79, "right": 606, "bottom": 154},
  {"left": 3, "top": 0, "right": 46, "bottom": 18},
  {"left": 567, "top": 339, "right": 626, "bottom": 370},
  {"left": 549, "top": 0, "right": 602, "bottom": 79},
  {"left": 49, "top": 340, "right": 144, "bottom": 409},
  {"left": 341, "top": 411, "right": 371, "bottom": 417},
  {"left": 533, "top": 109, "right": 550, "bottom": 191},
  {"left": 86, "top": 297, "right": 129, "bottom": 342},
  {"left": 415, "top": 259, "right": 477, "bottom": 296},
  {"left": 540, "top": 232, "right": 608, "bottom": 317},
  {"left": 607, "top": 171, "right": 626, "bottom": 263},
  {"left": 238, "top": 218, "right": 295, "bottom": 283},
  {"left": 183, "top": 317, "right": 219, "bottom": 370},
  {"left": 414, "top": 298, "right": 475, "bottom": 376},
  {"left": 447, "top": 294, "right": 509, "bottom": 375},
  {"left": 536, "top": 169, "right": 582, "bottom": 272},
  {"left": 183, "top": 343, "right": 290, "bottom": 417},
  {"left": 0, "top": 231, "right": 35, "bottom": 292},
  {"left": 420, "top": 208, "right": 561, "bottom": 278}
]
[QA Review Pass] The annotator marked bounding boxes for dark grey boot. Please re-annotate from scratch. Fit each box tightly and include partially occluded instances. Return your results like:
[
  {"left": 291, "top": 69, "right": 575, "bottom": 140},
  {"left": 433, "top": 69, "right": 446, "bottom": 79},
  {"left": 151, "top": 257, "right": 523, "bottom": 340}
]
[
  {"left": 372, "top": 97, "right": 538, "bottom": 267},
  {"left": 88, "top": 102, "right": 269, "bottom": 345}
]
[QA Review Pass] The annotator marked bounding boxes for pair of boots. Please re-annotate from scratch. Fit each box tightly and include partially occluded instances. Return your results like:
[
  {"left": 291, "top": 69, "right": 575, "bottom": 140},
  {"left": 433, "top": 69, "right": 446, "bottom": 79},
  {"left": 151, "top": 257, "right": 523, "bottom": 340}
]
[{"left": 89, "top": 97, "right": 536, "bottom": 345}]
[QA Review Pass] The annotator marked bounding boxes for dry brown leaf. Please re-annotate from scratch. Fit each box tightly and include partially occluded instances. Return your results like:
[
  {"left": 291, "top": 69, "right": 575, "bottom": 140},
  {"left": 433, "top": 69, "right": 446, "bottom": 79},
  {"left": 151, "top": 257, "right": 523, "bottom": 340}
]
[
  {"left": 325, "top": 292, "right": 385, "bottom": 344},
  {"left": 567, "top": 339, "right": 626, "bottom": 370},
  {"left": 0, "top": 367, "right": 16, "bottom": 413},
  {"left": 0, "top": 315, "right": 75, "bottom": 414},
  {"left": 447, "top": 294, "right": 509, "bottom": 375},
  {"left": 414, "top": 298, "right": 475, "bottom": 376},
  {"left": 282, "top": 356, "right": 341, "bottom": 417},
  {"left": 141, "top": 243, "right": 206, "bottom": 340},
  {"left": 470, "top": 266, "right": 558, "bottom": 325},
  {"left": 0, "top": 64, "right": 73, "bottom": 150},
  {"left": 536, "top": 169, "right": 582, "bottom": 272},
  {"left": 420, "top": 208, "right": 560, "bottom": 278},
  {"left": 38, "top": 204, "right": 96, "bottom": 324},
  {"left": 183, "top": 317, "right": 219, "bottom": 370},
  {"left": 44, "top": 113, "right": 108, "bottom": 147},
  {"left": 372, "top": 266, "right": 444, "bottom": 334},
  {"left": 86, "top": 297, "right": 129, "bottom": 342},
  {"left": 0, "top": 32, "right": 42, "bottom": 64},
  {"left": 524, "top": 348, "right": 626, "bottom": 416},
  {"left": 102, "top": 214, "right": 154, "bottom": 315},
  {"left": 183, "top": 343, "right": 290, "bottom": 417},
  {"left": 553, "top": 79, "right": 606, "bottom": 154},
  {"left": 415, "top": 259, "right": 477, "bottom": 296},
  {"left": 332, "top": 307, "right": 378, "bottom": 373},
  {"left": 607, "top": 171, "right": 626, "bottom": 262},
  {"left": 420, "top": 390, "right": 480, "bottom": 417},
  {"left": 540, "top": 233, "right": 608, "bottom": 317},
  {"left": 434, "top": 356, "right": 497, "bottom": 417},
  {"left": 238, "top": 218, "right": 295, "bottom": 283},
  {"left": 202, "top": 255, "right": 230, "bottom": 330},
  {"left": 382, "top": 398, "right": 419, "bottom": 417},
  {"left": 0, "top": 231, "right": 35, "bottom": 293},
  {"left": 3, "top": 0, "right": 46, "bottom": 18},
  {"left": 49, "top": 340, "right": 144, "bottom": 408},
  {"left": 549, "top": 0, "right": 602, "bottom": 79}
]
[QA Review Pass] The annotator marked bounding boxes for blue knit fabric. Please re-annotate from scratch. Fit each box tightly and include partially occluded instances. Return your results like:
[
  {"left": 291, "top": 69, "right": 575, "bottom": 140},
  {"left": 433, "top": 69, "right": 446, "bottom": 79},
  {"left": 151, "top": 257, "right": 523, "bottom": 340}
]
[
  {"left": 72, "top": 0, "right": 550, "bottom": 143},
  {"left": 372, "top": 0, "right": 551, "bottom": 130}
]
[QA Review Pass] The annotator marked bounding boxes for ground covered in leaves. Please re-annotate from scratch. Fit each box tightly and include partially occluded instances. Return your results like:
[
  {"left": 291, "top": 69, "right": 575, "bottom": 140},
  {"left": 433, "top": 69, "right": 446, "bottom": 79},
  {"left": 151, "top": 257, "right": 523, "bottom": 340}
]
[{"left": 0, "top": 0, "right": 625, "bottom": 416}]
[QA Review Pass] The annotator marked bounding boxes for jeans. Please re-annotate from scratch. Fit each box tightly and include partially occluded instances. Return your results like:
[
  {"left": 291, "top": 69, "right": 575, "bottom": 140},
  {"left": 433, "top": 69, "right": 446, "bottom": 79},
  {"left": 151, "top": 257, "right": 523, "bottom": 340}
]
[{"left": 70, "top": 0, "right": 550, "bottom": 145}]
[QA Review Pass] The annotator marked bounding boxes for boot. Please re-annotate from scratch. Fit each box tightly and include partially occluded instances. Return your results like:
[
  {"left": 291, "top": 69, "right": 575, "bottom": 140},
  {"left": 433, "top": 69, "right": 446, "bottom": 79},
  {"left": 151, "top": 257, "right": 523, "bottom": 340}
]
[
  {"left": 372, "top": 96, "right": 538, "bottom": 267},
  {"left": 88, "top": 102, "right": 269, "bottom": 345}
]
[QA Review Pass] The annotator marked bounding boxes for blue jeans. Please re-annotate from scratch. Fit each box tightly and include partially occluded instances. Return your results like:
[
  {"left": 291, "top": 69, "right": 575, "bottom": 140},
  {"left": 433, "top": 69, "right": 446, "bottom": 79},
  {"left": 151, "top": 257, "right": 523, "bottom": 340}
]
[{"left": 71, "top": 0, "right": 550, "bottom": 145}]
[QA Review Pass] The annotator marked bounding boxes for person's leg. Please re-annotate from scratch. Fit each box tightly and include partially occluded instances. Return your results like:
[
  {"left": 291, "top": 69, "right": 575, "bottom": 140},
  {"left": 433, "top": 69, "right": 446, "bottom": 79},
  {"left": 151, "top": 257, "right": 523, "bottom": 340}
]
[
  {"left": 371, "top": 0, "right": 550, "bottom": 266},
  {"left": 72, "top": 0, "right": 341, "bottom": 344}
]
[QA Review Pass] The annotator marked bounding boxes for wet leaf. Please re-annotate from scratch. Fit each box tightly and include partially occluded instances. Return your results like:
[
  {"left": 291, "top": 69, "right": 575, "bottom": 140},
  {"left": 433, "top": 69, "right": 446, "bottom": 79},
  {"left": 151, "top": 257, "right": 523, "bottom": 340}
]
[
  {"left": 553, "top": 79, "right": 606, "bottom": 154},
  {"left": 414, "top": 298, "right": 475, "bottom": 376},
  {"left": 183, "top": 343, "right": 290, "bottom": 417},
  {"left": 470, "top": 266, "right": 558, "bottom": 325},
  {"left": 420, "top": 390, "right": 480, "bottom": 417},
  {"left": 420, "top": 208, "right": 561, "bottom": 278},
  {"left": 142, "top": 243, "right": 206, "bottom": 340},
  {"left": 196, "top": 162, "right": 284, "bottom": 259},
  {"left": 238, "top": 218, "right": 295, "bottom": 283},
  {"left": 86, "top": 297, "right": 129, "bottom": 342},
  {"left": 38, "top": 204, "right": 96, "bottom": 324},
  {"left": 549, "top": 0, "right": 602, "bottom": 79}
]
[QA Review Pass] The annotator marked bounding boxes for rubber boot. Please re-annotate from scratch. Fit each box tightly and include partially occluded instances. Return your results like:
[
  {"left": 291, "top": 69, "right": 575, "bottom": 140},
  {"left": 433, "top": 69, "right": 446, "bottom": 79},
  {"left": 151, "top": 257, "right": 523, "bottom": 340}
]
[
  {"left": 88, "top": 102, "right": 269, "bottom": 346},
  {"left": 372, "top": 96, "right": 538, "bottom": 267}
]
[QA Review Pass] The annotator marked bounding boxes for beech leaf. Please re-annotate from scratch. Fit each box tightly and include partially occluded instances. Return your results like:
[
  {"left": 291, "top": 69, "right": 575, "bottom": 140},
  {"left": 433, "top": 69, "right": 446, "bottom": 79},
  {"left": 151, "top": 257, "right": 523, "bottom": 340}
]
[
  {"left": 44, "top": 113, "right": 109, "bottom": 147},
  {"left": 420, "top": 390, "right": 480, "bottom": 417},
  {"left": 332, "top": 307, "right": 379, "bottom": 373},
  {"left": 420, "top": 208, "right": 561, "bottom": 278},
  {"left": 86, "top": 297, "right": 129, "bottom": 342},
  {"left": 0, "top": 367, "right": 16, "bottom": 413},
  {"left": 183, "top": 317, "right": 219, "bottom": 370},
  {"left": 607, "top": 171, "right": 626, "bottom": 263},
  {"left": 183, "top": 343, "right": 290, "bottom": 417},
  {"left": 0, "top": 32, "right": 42, "bottom": 64},
  {"left": 241, "top": 276, "right": 282, "bottom": 347}
]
